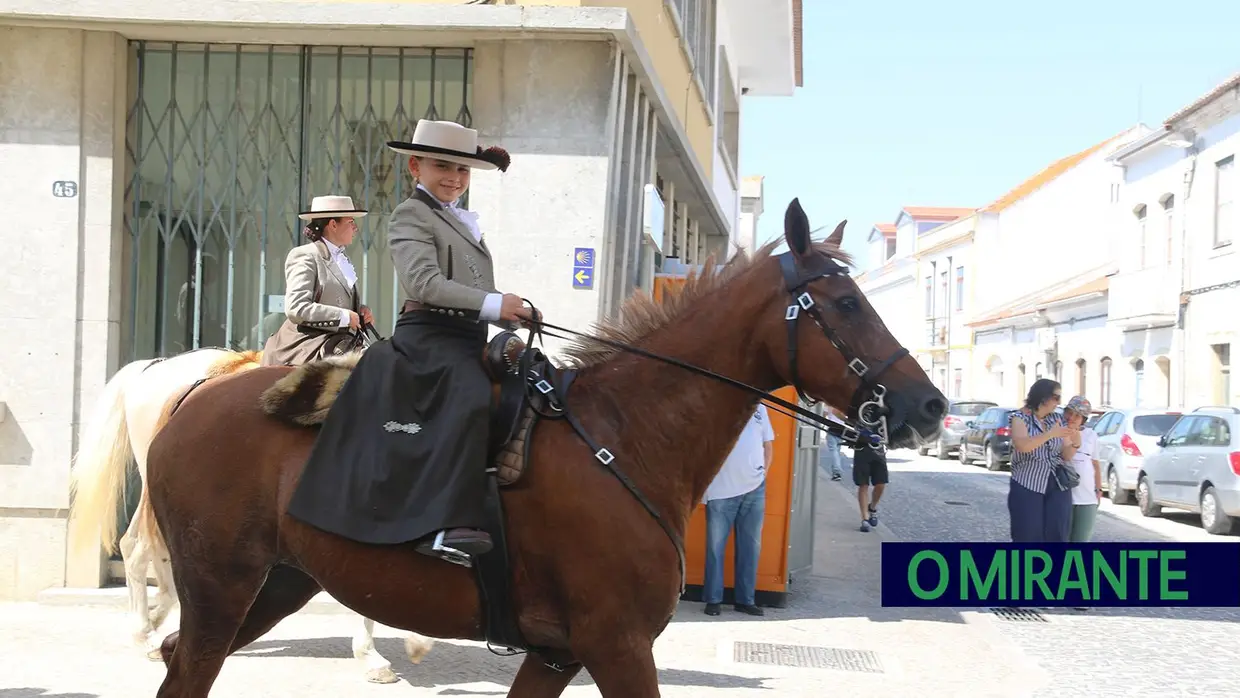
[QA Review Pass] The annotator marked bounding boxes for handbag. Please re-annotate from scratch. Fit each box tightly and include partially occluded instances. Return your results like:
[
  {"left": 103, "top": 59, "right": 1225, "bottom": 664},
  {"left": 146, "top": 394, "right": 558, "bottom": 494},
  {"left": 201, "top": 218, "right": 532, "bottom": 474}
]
[{"left": 1051, "top": 460, "right": 1081, "bottom": 491}]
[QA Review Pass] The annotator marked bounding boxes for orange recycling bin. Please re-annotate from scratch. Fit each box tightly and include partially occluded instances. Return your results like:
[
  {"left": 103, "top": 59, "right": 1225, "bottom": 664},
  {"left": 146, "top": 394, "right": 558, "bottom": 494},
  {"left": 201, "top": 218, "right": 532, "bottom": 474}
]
[{"left": 654, "top": 274, "right": 821, "bottom": 608}]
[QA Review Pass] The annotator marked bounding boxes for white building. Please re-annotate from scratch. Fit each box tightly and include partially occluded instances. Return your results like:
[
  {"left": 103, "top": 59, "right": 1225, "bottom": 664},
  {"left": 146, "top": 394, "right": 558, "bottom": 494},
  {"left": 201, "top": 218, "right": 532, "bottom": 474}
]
[
  {"left": 1107, "top": 74, "right": 1240, "bottom": 410},
  {"left": 856, "top": 207, "right": 974, "bottom": 374},
  {"left": 967, "top": 127, "right": 1147, "bottom": 406},
  {"left": 0, "top": 0, "right": 803, "bottom": 599},
  {"left": 732, "top": 175, "right": 764, "bottom": 256},
  {"left": 913, "top": 212, "right": 980, "bottom": 399}
]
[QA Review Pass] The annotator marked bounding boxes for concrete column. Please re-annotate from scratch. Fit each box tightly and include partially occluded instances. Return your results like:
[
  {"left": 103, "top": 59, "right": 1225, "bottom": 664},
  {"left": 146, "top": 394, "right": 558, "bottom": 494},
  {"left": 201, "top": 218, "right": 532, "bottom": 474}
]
[
  {"left": 0, "top": 27, "right": 127, "bottom": 598},
  {"left": 469, "top": 38, "right": 614, "bottom": 356}
]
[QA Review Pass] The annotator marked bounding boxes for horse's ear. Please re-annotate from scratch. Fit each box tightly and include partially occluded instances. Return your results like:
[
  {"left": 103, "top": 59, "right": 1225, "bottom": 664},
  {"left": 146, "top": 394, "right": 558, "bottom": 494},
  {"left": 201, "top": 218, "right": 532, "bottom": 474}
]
[
  {"left": 826, "top": 219, "right": 847, "bottom": 248},
  {"left": 784, "top": 198, "right": 811, "bottom": 256}
]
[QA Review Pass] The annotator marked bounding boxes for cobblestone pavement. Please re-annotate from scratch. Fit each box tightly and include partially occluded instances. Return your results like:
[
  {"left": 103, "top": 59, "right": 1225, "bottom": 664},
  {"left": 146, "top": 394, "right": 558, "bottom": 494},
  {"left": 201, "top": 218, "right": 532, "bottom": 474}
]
[
  {"left": 833, "top": 446, "right": 1240, "bottom": 698},
  {"left": 5, "top": 465, "right": 1047, "bottom": 698},
  {"left": 5, "top": 447, "right": 1237, "bottom": 697}
]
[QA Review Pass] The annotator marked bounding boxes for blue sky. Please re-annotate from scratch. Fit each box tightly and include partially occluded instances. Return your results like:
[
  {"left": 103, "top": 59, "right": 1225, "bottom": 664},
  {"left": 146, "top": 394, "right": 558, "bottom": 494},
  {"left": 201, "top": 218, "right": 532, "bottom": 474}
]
[{"left": 740, "top": 0, "right": 1240, "bottom": 269}]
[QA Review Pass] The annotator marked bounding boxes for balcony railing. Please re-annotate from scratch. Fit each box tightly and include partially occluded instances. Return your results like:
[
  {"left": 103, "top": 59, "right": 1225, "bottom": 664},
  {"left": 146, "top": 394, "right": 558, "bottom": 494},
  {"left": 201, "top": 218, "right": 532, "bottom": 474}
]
[
  {"left": 925, "top": 317, "right": 949, "bottom": 347},
  {"left": 1107, "top": 266, "right": 1180, "bottom": 329}
]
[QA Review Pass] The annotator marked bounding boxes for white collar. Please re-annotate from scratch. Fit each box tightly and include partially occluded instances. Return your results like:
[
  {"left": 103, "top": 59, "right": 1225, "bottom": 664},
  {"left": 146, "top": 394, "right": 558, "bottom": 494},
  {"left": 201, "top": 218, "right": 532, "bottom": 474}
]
[
  {"left": 417, "top": 183, "right": 461, "bottom": 209},
  {"left": 322, "top": 238, "right": 345, "bottom": 256}
]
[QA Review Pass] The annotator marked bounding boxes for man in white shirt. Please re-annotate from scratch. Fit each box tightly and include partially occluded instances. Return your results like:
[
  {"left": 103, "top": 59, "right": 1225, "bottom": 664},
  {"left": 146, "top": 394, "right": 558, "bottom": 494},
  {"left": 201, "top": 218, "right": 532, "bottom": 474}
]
[{"left": 701, "top": 404, "right": 776, "bottom": 617}]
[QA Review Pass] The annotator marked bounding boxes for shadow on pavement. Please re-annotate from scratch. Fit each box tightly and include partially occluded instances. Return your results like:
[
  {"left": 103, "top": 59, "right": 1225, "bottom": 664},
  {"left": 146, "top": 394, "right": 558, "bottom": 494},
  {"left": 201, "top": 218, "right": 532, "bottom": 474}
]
[
  {"left": 0, "top": 690, "right": 98, "bottom": 698},
  {"left": 235, "top": 637, "right": 773, "bottom": 691}
]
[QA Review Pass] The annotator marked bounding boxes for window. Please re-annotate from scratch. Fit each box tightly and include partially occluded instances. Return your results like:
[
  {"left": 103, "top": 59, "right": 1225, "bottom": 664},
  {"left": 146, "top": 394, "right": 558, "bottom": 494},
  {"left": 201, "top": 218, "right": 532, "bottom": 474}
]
[
  {"left": 938, "top": 269, "right": 949, "bottom": 317},
  {"left": 955, "top": 266, "right": 965, "bottom": 311},
  {"left": 1215, "top": 156, "right": 1234, "bottom": 248},
  {"left": 1134, "top": 204, "right": 1148, "bottom": 268},
  {"left": 1163, "top": 416, "right": 1196, "bottom": 448},
  {"left": 1133, "top": 359, "right": 1145, "bottom": 407},
  {"left": 1035, "top": 362, "right": 1044, "bottom": 380},
  {"left": 1094, "top": 412, "right": 1119, "bottom": 436},
  {"left": 1076, "top": 358, "right": 1087, "bottom": 397},
  {"left": 668, "top": 0, "right": 717, "bottom": 107},
  {"left": 953, "top": 368, "right": 963, "bottom": 398},
  {"left": 924, "top": 276, "right": 933, "bottom": 317},
  {"left": 885, "top": 237, "right": 897, "bottom": 260},
  {"left": 1215, "top": 343, "right": 1232, "bottom": 405},
  {"left": 1161, "top": 194, "right": 1175, "bottom": 265},
  {"left": 1054, "top": 360, "right": 1063, "bottom": 383},
  {"left": 1017, "top": 363, "right": 1027, "bottom": 401},
  {"left": 1099, "top": 357, "right": 1112, "bottom": 405},
  {"left": 1193, "top": 416, "right": 1233, "bottom": 447}
]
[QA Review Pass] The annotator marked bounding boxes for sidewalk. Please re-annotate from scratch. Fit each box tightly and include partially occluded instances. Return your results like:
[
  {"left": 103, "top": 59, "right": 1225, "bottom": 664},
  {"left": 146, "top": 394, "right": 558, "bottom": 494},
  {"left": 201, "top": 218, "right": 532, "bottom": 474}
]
[
  {"left": 24, "top": 468, "right": 1051, "bottom": 697},
  {"left": 642, "top": 467, "right": 1051, "bottom": 697}
]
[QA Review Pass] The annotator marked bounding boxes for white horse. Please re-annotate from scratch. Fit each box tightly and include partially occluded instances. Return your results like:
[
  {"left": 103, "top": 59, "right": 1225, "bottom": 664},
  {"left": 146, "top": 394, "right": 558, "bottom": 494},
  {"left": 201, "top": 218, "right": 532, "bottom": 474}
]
[{"left": 68, "top": 347, "right": 434, "bottom": 683}]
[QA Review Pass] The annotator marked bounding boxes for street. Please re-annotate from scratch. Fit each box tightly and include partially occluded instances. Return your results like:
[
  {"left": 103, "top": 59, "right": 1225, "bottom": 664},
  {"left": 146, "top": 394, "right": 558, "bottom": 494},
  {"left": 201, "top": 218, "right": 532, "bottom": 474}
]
[{"left": 3, "top": 448, "right": 1239, "bottom": 697}]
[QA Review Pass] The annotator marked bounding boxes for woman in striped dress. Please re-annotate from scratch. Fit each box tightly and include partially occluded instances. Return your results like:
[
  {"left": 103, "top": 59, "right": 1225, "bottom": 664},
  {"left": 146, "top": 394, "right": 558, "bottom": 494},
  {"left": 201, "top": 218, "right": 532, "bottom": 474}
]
[{"left": 1007, "top": 378, "right": 1077, "bottom": 542}]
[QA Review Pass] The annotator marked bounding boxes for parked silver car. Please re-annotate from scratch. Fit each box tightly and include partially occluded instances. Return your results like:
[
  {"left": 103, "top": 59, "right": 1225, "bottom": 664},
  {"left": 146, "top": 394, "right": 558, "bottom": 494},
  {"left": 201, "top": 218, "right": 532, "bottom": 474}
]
[
  {"left": 1138, "top": 406, "right": 1240, "bottom": 535},
  {"left": 917, "top": 399, "right": 996, "bottom": 460},
  {"left": 1093, "top": 407, "right": 1184, "bottom": 505}
]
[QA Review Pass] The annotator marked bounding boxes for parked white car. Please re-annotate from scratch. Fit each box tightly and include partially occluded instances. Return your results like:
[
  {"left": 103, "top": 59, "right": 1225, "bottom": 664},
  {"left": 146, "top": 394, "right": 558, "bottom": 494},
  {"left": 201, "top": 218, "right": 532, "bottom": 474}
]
[
  {"left": 1137, "top": 406, "right": 1240, "bottom": 535},
  {"left": 1093, "top": 407, "right": 1183, "bottom": 505}
]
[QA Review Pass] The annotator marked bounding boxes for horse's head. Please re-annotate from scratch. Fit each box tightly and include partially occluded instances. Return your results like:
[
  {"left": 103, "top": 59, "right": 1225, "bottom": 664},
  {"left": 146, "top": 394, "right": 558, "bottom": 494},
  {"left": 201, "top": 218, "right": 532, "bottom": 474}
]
[{"left": 755, "top": 198, "right": 945, "bottom": 449}]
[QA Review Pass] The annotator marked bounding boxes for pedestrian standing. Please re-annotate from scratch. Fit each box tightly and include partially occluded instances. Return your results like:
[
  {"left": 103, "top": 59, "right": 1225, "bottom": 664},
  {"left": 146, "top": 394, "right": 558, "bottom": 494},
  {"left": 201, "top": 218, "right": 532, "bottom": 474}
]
[
  {"left": 701, "top": 404, "right": 776, "bottom": 617},
  {"left": 1063, "top": 396, "right": 1102, "bottom": 542},
  {"left": 1007, "top": 379, "right": 1076, "bottom": 542}
]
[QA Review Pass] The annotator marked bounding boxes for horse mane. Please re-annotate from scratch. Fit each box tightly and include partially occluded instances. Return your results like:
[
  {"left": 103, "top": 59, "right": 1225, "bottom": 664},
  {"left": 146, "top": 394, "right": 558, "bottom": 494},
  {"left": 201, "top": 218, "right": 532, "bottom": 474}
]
[{"left": 557, "top": 238, "right": 852, "bottom": 368}]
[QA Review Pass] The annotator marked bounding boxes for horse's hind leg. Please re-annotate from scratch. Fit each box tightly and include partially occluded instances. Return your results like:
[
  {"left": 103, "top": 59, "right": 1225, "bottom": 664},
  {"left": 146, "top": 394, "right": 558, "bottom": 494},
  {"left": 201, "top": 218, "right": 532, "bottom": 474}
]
[
  {"left": 156, "top": 554, "right": 266, "bottom": 698},
  {"left": 507, "top": 653, "right": 582, "bottom": 698},
  {"left": 161, "top": 564, "right": 321, "bottom": 665},
  {"left": 118, "top": 514, "right": 157, "bottom": 654},
  {"left": 353, "top": 616, "right": 399, "bottom": 684}
]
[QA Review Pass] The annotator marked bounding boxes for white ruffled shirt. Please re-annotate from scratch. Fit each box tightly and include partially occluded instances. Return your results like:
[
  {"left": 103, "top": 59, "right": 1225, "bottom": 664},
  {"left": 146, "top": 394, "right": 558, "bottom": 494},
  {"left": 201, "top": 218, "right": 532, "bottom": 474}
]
[
  {"left": 416, "top": 184, "right": 502, "bottom": 322},
  {"left": 322, "top": 238, "right": 356, "bottom": 328}
]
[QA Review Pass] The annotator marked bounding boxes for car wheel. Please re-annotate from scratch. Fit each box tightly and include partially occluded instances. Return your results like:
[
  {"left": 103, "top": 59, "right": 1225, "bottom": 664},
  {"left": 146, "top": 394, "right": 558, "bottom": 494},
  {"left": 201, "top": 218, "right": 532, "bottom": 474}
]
[
  {"left": 1137, "top": 475, "right": 1161, "bottom": 518},
  {"left": 985, "top": 446, "right": 1003, "bottom": 471},
  {"left": 936, "top": 439, "right": 951, "bottom": 460},
  {"left": 1107, "top": 467, "right": 1130, "bottom": 505},
  {"left": 958, "top": 443, "right": 971, "bottom": 465},
  {"left": 1200, "top": 487, "right": 1238, "bottom": 535}
]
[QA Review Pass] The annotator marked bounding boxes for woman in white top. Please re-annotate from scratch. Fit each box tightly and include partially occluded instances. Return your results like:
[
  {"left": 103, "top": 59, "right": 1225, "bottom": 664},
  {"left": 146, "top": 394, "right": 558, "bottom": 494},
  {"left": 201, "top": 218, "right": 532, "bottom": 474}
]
[{"left": 1063, "top": 396, "right": 1102, "bottom": 542}]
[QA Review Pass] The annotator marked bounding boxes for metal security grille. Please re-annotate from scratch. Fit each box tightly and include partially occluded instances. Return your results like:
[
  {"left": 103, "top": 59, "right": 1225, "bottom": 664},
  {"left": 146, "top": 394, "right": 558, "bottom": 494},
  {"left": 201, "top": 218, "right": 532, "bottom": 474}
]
[
  {"left": 733, "top": 641, "right": 885, "bottom": 673},
  {"left": 122, "top": 42, "right": 473, "bottom": 360}
]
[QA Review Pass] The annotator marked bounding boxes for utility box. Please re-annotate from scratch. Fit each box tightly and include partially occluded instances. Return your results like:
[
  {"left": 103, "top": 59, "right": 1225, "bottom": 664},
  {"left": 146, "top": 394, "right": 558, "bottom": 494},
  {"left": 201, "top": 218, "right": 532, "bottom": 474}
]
[{"left": 653, "top": 274, "right": 821, "bottom": 608}]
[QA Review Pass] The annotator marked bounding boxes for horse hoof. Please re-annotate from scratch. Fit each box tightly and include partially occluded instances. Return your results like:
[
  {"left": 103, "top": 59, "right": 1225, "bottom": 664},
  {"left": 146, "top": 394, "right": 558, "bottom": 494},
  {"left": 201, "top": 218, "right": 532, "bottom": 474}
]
[
  {"left": 404, "top": 636, "right": 434, "bottom": 664},
  {"left": 365, "top": 666, "right": 400, "bottom": 684}
]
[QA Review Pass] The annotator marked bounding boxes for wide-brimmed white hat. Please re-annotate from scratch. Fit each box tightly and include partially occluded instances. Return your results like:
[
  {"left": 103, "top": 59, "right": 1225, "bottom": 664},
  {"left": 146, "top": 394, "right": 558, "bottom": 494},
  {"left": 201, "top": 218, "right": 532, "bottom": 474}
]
[
  {"left": 297, "top": 195, "right": 368, "bottom": 221},
  {"left": 387, "top": 119, "right": 510, "bottom": 172}
]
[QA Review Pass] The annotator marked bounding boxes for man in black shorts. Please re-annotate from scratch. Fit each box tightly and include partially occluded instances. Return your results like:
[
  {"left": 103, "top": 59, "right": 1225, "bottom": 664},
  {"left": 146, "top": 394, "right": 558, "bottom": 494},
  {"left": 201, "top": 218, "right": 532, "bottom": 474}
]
[{"left": 852, "top": 445, "right": 889, "bottom": 532}]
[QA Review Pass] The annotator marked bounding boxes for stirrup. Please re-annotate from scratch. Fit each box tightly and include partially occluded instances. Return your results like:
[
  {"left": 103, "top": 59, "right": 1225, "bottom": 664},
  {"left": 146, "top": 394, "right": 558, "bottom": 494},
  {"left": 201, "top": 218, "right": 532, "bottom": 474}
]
[{"left": 430, "top": 530, "right": 473, "bottom": 569}]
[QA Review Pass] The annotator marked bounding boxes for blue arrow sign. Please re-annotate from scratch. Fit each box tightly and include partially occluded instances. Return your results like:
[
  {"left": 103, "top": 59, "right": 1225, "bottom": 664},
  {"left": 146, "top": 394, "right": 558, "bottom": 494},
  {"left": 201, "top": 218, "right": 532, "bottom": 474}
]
[{"left": 572, "top": 266, "right": 594, "bottom": 289}]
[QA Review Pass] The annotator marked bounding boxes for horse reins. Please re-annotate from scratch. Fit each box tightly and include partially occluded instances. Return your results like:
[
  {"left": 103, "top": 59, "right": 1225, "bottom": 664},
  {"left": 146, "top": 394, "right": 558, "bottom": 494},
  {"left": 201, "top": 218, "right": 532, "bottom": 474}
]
[{"left": 521, "top": 249, "right": 908, "bottom": 452}]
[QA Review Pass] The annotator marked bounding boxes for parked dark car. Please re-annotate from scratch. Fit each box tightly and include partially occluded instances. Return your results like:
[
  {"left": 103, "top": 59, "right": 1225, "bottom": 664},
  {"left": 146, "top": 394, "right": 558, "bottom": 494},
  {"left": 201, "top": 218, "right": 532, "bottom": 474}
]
[
  {"left": 918, "top": 399, "right": 997, "bottom": 460},
  {"left": 959, "top": 406, "right": 1017, "bottom": 471}
]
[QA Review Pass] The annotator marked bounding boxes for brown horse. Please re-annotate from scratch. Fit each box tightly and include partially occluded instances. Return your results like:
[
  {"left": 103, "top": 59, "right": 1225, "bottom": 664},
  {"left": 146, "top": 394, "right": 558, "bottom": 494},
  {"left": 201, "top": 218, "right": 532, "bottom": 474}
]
[{"left": 144, "top": 199, "right": 946, "bottom": 697}]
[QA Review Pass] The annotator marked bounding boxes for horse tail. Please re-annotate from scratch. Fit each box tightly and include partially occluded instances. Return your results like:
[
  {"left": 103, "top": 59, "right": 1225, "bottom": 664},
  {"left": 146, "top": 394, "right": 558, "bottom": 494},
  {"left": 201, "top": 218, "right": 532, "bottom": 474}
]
[
  {"left": 137, "top": 387, "right": 192, "bottom": 554},
  {"left": 204, "top": 349, "right": 263, "bottom": 380},
  {"left": 69, "top": 358, "right": 155, "bottom": 556}
]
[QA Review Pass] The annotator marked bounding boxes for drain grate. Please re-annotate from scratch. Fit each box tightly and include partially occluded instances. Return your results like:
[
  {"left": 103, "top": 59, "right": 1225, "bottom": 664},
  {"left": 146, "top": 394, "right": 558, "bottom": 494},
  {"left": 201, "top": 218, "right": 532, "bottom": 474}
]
[
  {"left": 990, "top": 607, "right": 1049, "bottom": 622},
  {"left": 943, "top": 500, "right": 970, "bottom": 506},
  {"left": 733, "top": 641, "right": 884, "bottom": 673}
]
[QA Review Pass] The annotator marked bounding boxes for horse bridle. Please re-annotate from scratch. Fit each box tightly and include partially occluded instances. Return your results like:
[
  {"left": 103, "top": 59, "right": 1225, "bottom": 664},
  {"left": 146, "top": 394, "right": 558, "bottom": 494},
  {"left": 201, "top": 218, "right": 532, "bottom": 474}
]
[
  {"left": 522, "top": 249, "right": 911, "bottom": 450},
  {"left": 776, "top": 251, "right": 910, "bottom": 447}
]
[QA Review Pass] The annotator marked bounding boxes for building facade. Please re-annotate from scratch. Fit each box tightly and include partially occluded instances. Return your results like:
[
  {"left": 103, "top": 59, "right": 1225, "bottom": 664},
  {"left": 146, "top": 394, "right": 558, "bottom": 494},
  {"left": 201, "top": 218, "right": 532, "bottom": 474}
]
[
  {"left": 912, "top": 212, "right": 979, "bottom": 399},
  {"left": 0, "top": 0, "right": 803, "bottom": 599},
  {"left": 856, "top": 207, "right": 974, "bottom": 377},
  {"left": 966, "top": 128, "right": 1146, "bottom": 407},
  {"left": 1108, "top": 74, "right": 1239, "bottom": 410}
]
